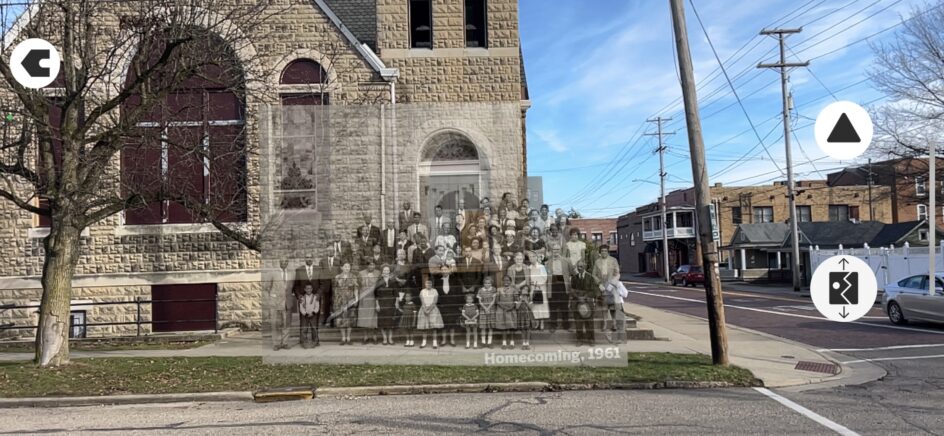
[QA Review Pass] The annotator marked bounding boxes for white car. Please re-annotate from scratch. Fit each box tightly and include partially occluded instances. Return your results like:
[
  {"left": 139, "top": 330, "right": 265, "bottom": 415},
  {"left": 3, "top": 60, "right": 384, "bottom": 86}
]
[{"left": 882, "top": 273, "right": 944, "bottom": 325}]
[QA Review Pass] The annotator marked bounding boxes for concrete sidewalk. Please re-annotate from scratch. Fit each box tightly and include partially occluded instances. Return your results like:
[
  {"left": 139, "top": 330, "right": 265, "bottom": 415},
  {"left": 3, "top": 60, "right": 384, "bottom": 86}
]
[
  {"left": 0, "top": 304, "right": 884, "bottom": 389},
  {"left": 628, "top": 304, "right": 884, "bottom": 388}
]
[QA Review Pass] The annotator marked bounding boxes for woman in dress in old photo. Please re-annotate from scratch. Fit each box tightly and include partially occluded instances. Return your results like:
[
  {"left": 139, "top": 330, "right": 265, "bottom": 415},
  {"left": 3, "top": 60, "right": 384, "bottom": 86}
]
[
  {"left": 356, "top": 259, "right": 380, "bottom": 343},
  {"left": 436, "top": 262, "right": 462, "bottom": 347},
  {"left": 494, "top": 275, "right": 519, "bottom": 349},
  {"left": 332, "top": 262, "right": 358, "bottom": 345},
  {"left": 375, "top": 265, "right": 399, "bottom": 345},
  {"left": 528, "top": 254, "right": 550, "bottom": 330}
]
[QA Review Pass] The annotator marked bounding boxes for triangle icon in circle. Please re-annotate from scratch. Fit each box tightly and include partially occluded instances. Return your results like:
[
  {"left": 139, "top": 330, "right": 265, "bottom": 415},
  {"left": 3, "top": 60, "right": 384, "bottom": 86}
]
[{"left": 827, "top": 113, "right": 861, "bottom": 143}]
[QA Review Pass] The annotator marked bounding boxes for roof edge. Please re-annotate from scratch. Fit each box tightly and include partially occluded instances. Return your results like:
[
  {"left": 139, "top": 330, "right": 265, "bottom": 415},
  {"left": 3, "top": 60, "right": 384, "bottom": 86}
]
[{"left": 311, "top": 0, "right": 399, "bottom": 80}]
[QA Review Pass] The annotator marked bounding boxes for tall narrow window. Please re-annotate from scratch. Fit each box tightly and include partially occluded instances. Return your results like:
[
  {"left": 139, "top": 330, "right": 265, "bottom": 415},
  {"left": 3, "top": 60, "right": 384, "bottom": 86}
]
[
  {"left": 916, "top": 176, "right": 927, "bottom": 197},
  {"left": 410, "top": 0, "right": 433, "bottom": 49},
  {"left": 918, "top": 204, "right": 928, "bottom": 221},
  {"left": 465, "top": 0, "right": 487, "bottom": 48},
  {"left": 278, "top": 59, "right": 328, "bottom": 210},
  {"left": 121, "top": 33, "right": 247, "bottom": 226},
  {"left": 731, "top": 207, "right": 742, "bottom": 224}
]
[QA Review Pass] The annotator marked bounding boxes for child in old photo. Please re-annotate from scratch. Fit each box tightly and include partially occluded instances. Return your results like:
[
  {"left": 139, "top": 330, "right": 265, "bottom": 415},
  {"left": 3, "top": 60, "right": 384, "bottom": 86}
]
[
  {"left": 398, "top": 291, "right": 419, "bottom": 347},
  {"left": 299, "top": 283, "right": 320, "bottom": 348},
  {"left": 417, "top": 278, "right": 444, "bottom": 349},
  {"left": 516, "top": 285, "right": 535, "bottom": 350},
  {"left": 461, "top": 293, "right": 480, "bottom": 349},
  {"left": 476, "top": 275, "right": 497, "bottom": 348}
]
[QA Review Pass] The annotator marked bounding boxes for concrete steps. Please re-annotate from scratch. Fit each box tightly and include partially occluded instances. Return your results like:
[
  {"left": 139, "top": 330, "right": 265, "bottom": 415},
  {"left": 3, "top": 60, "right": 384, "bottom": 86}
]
[{"left": 276, "top": 316, "right": 656, "bottom": 342}]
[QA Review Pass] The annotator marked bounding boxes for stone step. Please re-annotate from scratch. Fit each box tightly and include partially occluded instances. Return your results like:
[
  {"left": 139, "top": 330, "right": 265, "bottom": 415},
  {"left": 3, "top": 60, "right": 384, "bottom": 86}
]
[{"left": 273, "top": 325, "right": 657, "bottom": 342}]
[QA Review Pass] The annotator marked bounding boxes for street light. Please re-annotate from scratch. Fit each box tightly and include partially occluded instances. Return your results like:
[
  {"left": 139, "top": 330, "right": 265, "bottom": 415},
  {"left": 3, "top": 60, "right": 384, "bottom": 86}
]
[{"left": 632, "top": 179, "right": 671, "bottom": 283}]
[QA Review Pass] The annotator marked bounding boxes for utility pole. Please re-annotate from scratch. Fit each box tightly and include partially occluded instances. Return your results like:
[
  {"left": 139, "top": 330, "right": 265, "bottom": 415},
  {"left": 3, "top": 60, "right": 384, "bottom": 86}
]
[
  {"left": 646, "top": 116, "right": 673, "bottom": 283},
  {"left": 669, "top": 0, "right": 729, "bottom": 365},
  {"left": 930, "top": 141, "right": 936, "bottom": 297},
  {"left": 867, "top": 158, "right": 874, "bottom": 221},
  {"left": 758, "top": 28, "right": 809, "bottom": 293}
]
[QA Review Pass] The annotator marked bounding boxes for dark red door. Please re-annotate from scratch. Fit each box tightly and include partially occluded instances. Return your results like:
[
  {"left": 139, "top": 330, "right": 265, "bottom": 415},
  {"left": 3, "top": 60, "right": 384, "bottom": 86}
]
[{"left": 151, "top": 284, "right": 217, "bottom": 332}]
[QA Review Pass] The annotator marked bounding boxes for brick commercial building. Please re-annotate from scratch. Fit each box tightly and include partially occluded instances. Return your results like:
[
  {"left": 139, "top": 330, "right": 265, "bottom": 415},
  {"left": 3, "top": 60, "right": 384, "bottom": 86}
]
[
  {"left": 828, "top": 157, "right": 944, "bottom": 226},
  {"left": 617, "top": 181, "right": 892, "bottom": 279},
  {"left": 0, "top": 0, "right": 530, "bottom": 338},
  {"left": 568, "top": 218, "right": 618, "bottom": 253}
]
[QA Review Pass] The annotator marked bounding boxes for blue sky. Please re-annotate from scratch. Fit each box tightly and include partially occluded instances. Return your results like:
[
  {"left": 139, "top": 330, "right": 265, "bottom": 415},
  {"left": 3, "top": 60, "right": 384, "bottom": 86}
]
[{"left": 521, "top": 0, "right": 931, "bottom": 217}]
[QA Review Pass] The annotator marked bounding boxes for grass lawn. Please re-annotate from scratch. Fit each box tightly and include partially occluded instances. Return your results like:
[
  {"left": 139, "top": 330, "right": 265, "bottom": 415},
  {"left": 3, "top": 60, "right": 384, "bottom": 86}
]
[
  {"left": 0, "top": 340, "right": 213, "bottom": 353},
  {"left": 0, "top": 353, "right": 755, "bottom": 398}
]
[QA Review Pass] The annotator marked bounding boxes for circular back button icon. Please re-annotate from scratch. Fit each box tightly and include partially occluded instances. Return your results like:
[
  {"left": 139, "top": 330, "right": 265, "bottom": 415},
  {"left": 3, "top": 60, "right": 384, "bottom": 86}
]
[
  {"left": 814, "top": 101, "right": 873, "bottom": 161},
  {"left": 9, "top": 38, "right": 61, "bottom": 89}
]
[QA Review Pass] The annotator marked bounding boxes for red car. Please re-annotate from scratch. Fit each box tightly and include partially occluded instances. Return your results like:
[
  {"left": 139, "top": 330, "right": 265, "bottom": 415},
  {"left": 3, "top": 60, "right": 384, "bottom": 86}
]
[{"left": 671, "top": 265, "right": 704, "bottom": 287}]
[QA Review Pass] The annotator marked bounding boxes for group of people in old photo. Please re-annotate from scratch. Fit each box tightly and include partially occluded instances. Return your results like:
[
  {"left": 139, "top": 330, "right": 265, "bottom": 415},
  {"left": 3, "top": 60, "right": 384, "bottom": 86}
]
[{"left": 266, "top": 193, "right": 628, "bottom": 350}]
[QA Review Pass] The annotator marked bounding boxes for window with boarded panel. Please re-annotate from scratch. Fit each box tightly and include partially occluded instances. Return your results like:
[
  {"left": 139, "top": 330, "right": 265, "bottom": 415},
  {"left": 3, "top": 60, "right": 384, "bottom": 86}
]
[{"left": 151, "top": 283, "right": 217, "bottom": 332}]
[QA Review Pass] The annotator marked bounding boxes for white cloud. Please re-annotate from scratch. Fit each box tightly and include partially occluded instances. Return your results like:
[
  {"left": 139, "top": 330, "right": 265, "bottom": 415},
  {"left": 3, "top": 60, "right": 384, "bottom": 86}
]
[{"left": 532, "top": 129, "right": 569, "bottom": 153}]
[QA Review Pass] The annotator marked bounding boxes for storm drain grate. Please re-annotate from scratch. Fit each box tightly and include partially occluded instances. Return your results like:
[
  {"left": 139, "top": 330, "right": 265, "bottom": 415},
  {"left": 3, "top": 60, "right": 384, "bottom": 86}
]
[{"left": 794, "top": 361, "right": 839, "bottom": 375}]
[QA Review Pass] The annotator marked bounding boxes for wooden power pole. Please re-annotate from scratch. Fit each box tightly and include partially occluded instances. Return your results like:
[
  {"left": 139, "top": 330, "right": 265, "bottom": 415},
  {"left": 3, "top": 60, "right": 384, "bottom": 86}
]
[
  {"left": 646, "top": 117, "right": 673, "bottom": 283},
  {"left": 758, "top": 28, "right": 808, "bottom": 293},
  {"left": 668, "top": 0, "right": 729, "bottom": 365}
]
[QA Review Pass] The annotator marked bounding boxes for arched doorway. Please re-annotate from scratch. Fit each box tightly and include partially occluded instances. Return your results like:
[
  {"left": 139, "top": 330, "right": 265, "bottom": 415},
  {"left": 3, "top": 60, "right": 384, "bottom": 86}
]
[{"left": 419, "top": 131, "right": 486, "bottom": 230}]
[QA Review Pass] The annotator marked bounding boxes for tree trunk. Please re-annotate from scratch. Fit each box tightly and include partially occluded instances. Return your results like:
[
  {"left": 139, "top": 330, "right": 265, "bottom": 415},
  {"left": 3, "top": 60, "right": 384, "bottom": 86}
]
[{"left": 35, "top": 222, "right": 81, "bottom": 367}]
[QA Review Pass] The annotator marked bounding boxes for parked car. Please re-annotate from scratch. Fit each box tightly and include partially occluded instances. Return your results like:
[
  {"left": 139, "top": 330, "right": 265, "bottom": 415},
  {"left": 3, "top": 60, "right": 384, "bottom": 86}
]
[
  {"left": 671, "top": 265, "right": 704, "bottom": 287},
  {"left": 882, "top": 273, "right": 944, "bottom": 325}
]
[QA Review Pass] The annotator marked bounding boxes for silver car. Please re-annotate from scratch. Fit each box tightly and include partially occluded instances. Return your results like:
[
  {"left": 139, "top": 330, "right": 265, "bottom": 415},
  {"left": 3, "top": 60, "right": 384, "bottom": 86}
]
[{"left": 882, "top": 273, "right": 944, "bottom": 325}]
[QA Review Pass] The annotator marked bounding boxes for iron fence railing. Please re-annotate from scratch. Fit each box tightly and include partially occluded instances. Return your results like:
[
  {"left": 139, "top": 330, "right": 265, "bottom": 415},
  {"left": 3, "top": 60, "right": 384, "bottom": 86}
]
[{"left": 0, "top": 298, "right": 218, "bottom": 336}]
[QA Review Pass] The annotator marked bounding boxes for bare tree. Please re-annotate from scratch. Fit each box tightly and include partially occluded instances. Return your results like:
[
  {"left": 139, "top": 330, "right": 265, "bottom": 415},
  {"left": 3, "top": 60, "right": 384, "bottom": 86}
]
[
  {"left": 869, "top": 3, "right": 944, "bottom": 156},
  {"left": 0, "top": 0, "right": 293, "bottom": 367},
  {"left": 867, "top": 3, "right": 944, "bottom": 206}
]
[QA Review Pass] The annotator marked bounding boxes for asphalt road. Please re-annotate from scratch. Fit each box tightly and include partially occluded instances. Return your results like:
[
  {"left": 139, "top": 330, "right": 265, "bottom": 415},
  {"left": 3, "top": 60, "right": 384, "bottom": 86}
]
[
  {"left": 627, "top": 280, "right": 944, "bottom": 435},
  {"left": 0, "top": 389, "right": 852, "bottom": 435}
]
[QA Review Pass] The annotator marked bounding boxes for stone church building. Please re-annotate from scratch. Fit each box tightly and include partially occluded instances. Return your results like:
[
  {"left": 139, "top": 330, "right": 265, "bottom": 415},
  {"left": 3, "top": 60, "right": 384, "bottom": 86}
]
[{"left": 0, "top": 0, "right": 530, "bottom": 337}]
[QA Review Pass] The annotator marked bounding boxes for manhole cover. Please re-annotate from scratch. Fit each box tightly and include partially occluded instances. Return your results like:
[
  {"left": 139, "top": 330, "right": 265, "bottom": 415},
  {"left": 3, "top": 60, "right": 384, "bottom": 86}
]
[{"left": 794, "top": 361, "right": 839, "bottom": 375}]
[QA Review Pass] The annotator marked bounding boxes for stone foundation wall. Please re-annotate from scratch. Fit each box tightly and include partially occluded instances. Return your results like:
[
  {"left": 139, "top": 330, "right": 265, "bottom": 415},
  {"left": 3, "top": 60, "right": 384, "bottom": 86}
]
[
  {"left": 218, "top": 282, "right": 264, "bottom": 330},
  {"left": 0, "top": 285, "right": 151, "bottom": 340}
]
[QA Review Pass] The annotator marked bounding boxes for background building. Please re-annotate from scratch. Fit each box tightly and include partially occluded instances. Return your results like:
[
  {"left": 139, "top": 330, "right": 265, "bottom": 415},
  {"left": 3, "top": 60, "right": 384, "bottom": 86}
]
[
  {"left": 617, "top": 181, "right": 892, "bottom": 279},
  {"left": 828, "top": 157, "right": 944, "bottom": 226},
  {"left": 569, "top": 218, "right": 618, "bottom": 256}
]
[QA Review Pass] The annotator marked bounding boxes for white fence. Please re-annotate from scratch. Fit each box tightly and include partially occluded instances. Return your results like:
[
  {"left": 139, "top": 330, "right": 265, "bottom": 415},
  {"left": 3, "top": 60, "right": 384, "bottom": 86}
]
[{"left": 810, "top": 241, "right": 944, "bottom": 290}]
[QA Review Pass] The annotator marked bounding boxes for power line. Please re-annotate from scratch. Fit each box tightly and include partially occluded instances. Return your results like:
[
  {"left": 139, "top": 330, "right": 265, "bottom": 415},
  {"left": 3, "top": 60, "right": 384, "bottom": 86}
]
[
  {"left": 690, "top": 0, "right": 785, "bottom": 176},
  {"left": 571, "top": 0, "right": 899, "bottom": 207}
]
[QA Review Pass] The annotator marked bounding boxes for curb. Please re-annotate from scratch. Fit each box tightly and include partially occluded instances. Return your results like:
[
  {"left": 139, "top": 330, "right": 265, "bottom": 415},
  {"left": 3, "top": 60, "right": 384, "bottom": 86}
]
[
  {"left": 622, "top": 281, "right": 888, "bottom": 389},
  {"left": 0, "top": 391, "right": 252, "bottom": 409},
  {"left": 0, "top": 380, "right": 752, "bottom": 408}
]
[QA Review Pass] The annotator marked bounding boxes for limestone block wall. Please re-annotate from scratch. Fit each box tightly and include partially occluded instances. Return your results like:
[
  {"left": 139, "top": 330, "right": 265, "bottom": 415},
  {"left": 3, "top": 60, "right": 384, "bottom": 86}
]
[
  {"left": 377, "top": 0, "right": 524, "bottom": 103},
  {"left": 0, "top": 285, "right": 151, "bottom": 340},
  {"left": 218, "top": 282, "right": 263, "bottom": 330}
]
